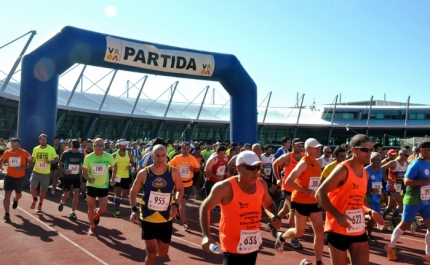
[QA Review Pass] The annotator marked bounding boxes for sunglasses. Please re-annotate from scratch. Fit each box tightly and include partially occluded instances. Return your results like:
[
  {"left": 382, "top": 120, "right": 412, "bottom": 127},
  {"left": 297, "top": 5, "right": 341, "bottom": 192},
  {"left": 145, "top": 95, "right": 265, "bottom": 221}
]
[
  {"left": 325, "top": 152, "right": 332, "bottom": 154},
  {"left": 354, "top": 147, "right": 372, "bottom": 153},
  {"left": 402, "top": 154, "right": 409, "bottom": 157},
  {"left": 241, "top": 165, "right": 260, "bottom": 171}
]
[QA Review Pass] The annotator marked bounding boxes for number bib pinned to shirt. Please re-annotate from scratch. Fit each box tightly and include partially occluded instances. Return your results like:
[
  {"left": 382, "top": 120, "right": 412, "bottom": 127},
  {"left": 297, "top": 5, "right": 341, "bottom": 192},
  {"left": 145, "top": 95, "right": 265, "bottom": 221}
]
[
  {"left": 264, "top": 164, "right": 272, "bottom": 176},
  {"left": 420, "top": 185, "right": 430, "bottom": 201},
  {"left": 68, "top": 164, "right": 80, "bottom": 174},
  {"left": 9, "top": 157, "right": 21, "bottom": 167},
  {"left": 216, "top": 165, "right": 226, "bottom": 176},
  {"left": 346, "top": 209, "right": 365, "bottom": 233},
  {"left": 92, "top": 164, "right": 106, "bottom": 176},
  {"left": 148, "top": 191, "right": 170, "bottom": 211},
  {"left": 237, "top": 230, "right": 262, "bottom": 254},
  {"left": 308, "top": 177, "right": 320, "bottom": 191},
  {"left": 179, "top": 166, "right": 190, "bottom": 179},
  {"left": 37, "top": 161, "right": 48, "bottom": 171},
  {"left": 371, "top": 182, "right": 382, "bottom": 194},
  {"left": 394, "top": 183, "right": 402, "bottom": 193}
]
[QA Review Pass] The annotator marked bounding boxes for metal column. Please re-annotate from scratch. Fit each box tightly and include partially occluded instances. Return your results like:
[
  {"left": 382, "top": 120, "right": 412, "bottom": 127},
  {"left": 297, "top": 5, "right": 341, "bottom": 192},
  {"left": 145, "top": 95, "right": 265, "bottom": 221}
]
[
  {"left": 66, "top": 65, "right": 87, "bottom": 106},
  {"left": 98, "top": 70, "right": 118, "bottom": 111},
  {"left": 131, "top": 75, "right": 148, "bottom": 114},
  {"left": 164, "top": 81, "right": 179, "bottom": 117},
  {"left": 327, "top": 95, "right": 338, "bottom": 145}
]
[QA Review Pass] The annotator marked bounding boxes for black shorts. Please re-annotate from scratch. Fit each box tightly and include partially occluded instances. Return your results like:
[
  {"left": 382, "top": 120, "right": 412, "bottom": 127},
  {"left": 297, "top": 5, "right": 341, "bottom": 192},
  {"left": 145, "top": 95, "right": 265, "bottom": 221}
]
[
  {"left": 325, "top": 232, "right": 368, "bottom": 251},
  {"left": 140, "top": 220, "right": 173, "bottom": 243},
  {"left": 63, "top": 177, "right": 81, "bottom": 191},
  {"left": 114, "top": 177, "right": 131, "bottom": 190},
  {"left": 86, "top": 186, "right": 109, "bottom": 198},
  {"left": 280, "top": 190, "right": 292, "bottom": 200},
  {"left": 291, "top": 202, "right": 321, "bottom": 217},
  {"left": 50, "top": 162, "right": 59, "bottom": 171},
  {"left": 223, "top": 251, "right": 258, "bottom": 265},
  {"left": 183, "top": 187, "right": 193, "bottom": 200},
  {"left": 4, "top": 175, "right": 26, "bottom": 193}
]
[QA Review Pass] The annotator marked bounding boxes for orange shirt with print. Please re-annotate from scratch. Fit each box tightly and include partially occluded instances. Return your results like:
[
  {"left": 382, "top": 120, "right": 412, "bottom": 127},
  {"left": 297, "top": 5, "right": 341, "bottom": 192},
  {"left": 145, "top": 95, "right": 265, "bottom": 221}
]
[
  {"left": 168, "top": 154, "right": 200, "bottom": 188},
  {"left": 291, "top": 155, "right": 321, "bottom": 204},
  {"left": 1, "top": 148, "right": 30, "bottom": 178},
  {"left": 281, "top": 152, "right": 304, "bottom": 192}
]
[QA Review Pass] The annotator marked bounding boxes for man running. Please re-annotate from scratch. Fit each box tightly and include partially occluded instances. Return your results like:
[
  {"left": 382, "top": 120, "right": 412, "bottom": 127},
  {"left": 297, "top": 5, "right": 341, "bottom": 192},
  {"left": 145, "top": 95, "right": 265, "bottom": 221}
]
[
  {"left": 321, "top": 146, "right": 347, "bottom": 183},
  {"left": 82, "top": 138, "right": 117, "bottom": 235},
  {"left": 112, "top": 140, "right": 134, "bottom": 217},
  {"left": 316, "top": 134, "right": 384, "bottom": 265},
  {"left": 317, "top": 146, "right": 333, "bottom": 170},
  {"left": 130, "top": 144, "right": 184, "bottom": 265},
  {"left": 385, "top": 140, "right": 430, "bottom": 263},
  {"left": 204, "top": 145, "right": 229, "bottom": 210},
  {"left": 30, "top": 134, "right": 59, "bottom": 213},
  {"left": 274, "top": 138, "right": 325, "bottom": 265},
  {"left": 58, "top": 139, "right": 84, "bottom": 220},
  {"left": 50, "top": 136, "right": 63, "bottom": 196},
  {"left": 168, "top": 142, "right": 200, "bottom": 231},
  {"left": 0, "top": 138, "right": 32, "bottom": 222},
  {"left": 260, "top": 144, "right": 274, "bottom": 186},
  {"left": 200, "top": 150, "right": 281, "bottom": 265},
  {"left": 270, "top": 137, "right": 291, "bottom": 194}
]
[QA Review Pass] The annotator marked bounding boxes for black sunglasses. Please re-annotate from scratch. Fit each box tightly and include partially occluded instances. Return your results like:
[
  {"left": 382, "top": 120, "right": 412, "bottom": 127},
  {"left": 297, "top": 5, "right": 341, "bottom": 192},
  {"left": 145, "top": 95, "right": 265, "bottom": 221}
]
[
  {"left": 355, "top": 147, "right": 372, "bottom": 153},
  {"left": 241, "top": 165, "right": 260, "bottom": 171}
]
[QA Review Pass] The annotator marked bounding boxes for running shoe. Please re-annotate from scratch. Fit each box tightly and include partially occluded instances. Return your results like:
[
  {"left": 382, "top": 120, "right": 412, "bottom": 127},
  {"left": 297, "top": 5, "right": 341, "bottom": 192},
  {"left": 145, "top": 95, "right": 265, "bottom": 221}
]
[
  {"left": 267, "top": 223, "right": 278, "bottom": 239},
  {"left": 368, "top": 235, "right": 378, "bottom": 244},
  {"left": 424, "top": 255, "right": 430, "bottom": 265},
  {"left": 4, "top": 213, "right": 11, "bottom": 223},
  {"left": 299, "top": 259, "right": 313, "bottom": 265},
  {"left": 385, "top": 243, "right": 398, "bottom": 261},
  {"left": 36, "top": 205, "right": 42, "bottom": 213},
  {"left": 275, "top": 232, "right": 285, "bottom": 253},
  {"left": 290, "top": 238, "right": 303, "bottom": 249},
  {"left": 114, "top": 210, "right": 121, "bottom": 218},
  {"left": 88, "top": 225, "right": 95, "bottom": 235},
  {"left": 183, "top": 222, "right": 190, "bottom": 231},
  {"left": 174, "top": 211, "right": 181, "bottom": 221},
  {"left": 12, "top": 197, "right": 18, "bottom": 209},
  {"left": 58, "top": 202, "right": 64, "bottom": 212},
  {"left": 94, "top": 208, "right": 100, "bottom": 225},
  {"left": 411, "top": 219, "right": 418, "bottom": 235},
  {"left": 69, "top": 212, "right": 77, "bottom": 220},
  {"left": 30, "top": 198, "right": 37, "bottom": 209}
]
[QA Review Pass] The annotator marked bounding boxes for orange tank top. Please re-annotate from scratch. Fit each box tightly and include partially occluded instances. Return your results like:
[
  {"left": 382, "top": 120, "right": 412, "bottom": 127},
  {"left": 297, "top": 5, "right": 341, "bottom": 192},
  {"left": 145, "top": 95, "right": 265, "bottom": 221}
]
[
  {"left": 291, "top": 156, "right": 321, "bottom": 204},
  {"left": 324, "top": 161, "right": 368, "bottom": 236},
  {"left": 219, "top": 177, "right": 264, "bottom": 254},
  {"left": 281, "top": 152, "right": 304, "bottom": 192}
]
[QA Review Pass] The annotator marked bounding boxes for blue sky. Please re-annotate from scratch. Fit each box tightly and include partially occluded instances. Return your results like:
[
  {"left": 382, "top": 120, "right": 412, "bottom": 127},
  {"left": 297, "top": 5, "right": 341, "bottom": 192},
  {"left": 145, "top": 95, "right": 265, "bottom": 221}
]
[{"left": 1, "top": 1, "right": 429, "bottom": 107}]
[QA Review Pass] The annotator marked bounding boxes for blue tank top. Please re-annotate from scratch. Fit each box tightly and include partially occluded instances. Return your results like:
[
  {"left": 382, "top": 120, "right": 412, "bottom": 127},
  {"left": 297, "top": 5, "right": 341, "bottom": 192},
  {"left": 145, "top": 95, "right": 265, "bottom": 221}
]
[
  {"left": 140, "top": 165, "right": 175, "bottom": 222},
  {"left": 366, "top": 165, "right": 383, "bottom": 203}
]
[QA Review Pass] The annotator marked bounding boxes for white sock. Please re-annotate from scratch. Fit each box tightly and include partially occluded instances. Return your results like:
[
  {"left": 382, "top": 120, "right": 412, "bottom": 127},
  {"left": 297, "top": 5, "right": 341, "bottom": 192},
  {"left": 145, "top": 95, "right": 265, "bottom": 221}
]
[
  {"left": 389, "top": 226, "right": 404, "bottom": 248},
  {"left": 426, "top": 230, "right": 430, "bottom": 257}
]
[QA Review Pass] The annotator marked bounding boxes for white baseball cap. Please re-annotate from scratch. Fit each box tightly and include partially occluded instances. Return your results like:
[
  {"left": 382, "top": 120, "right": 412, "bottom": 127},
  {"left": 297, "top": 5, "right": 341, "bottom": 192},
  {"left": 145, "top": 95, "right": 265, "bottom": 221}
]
[
  {"left": 236, "top": 150, "right": 264, "bottom": 166},
  {"left": 305, "top": 138, "right": 322, "bottom": 148}
]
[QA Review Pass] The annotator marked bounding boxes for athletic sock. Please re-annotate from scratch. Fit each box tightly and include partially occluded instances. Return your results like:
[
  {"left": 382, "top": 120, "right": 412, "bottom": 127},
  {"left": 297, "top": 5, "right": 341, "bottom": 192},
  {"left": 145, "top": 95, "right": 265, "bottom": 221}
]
[
  {"left": 426, "top": 230, "right": 430, "bottom": 258},
  {"left": 389, "top": 226, "right": 404, "bottom": 249},
  {"left": 114, "top": 197, "right": 120, "bottom": 209},
  {"left": 316, "top": 261, "right": 323, "bottom": 265},
  {"left": 278, "top": 233, "right": 285, "bottom": 242}
]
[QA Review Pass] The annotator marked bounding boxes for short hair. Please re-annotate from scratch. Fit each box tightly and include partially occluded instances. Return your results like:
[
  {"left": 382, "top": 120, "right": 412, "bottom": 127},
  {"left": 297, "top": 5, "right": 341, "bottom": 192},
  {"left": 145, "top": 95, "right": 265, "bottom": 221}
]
[
  {"left": 264, "top": 144, "right": 272, "bottom": 150},
  {"left": 350, "top": 134, "right": 372, "bottom": 148},
  {"left": 216, "top": 145, "right": 227, "bottom": 153},
  {"left": 152, "top": 137, "right": 166, "bottom": 146},
  {"left": 10, "top": 137, "right": 20, "bottom": 144},
  {"left": 39, "top": 134, "right": 48, "bottom": 140},
  {"left": 54, "top": 136, "right": 61, "bottom": 140},
  {"left": 181, "top": 142, "right": 190, "bottom": 147},
  {"left": 333, "top": 146, "right": 346, "bottom": 156},
  {"left": 373, "top": 142, "right": 383, "bottom": 150},
  {"left": 281, "top": 137, "right": 291, "bottom": 144},
  {"left": 166, "top": 139, "right": 172, "bottom": 144}
]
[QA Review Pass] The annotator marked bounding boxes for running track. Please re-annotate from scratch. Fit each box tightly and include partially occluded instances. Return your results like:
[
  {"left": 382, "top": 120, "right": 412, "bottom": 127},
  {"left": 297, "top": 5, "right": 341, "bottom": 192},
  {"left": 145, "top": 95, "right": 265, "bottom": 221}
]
[{"left": 0, "top": 183, "right": 425, "bottom": 264}]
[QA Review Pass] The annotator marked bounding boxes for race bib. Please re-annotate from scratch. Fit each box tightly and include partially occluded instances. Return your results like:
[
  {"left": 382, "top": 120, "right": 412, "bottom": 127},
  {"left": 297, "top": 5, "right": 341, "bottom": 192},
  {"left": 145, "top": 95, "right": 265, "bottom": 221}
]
[
  {"left": 68, "top": 164, "right": 80, "bottom": 174},
  {"left": 9, "top": 157, "right": 21, "bottom": 167},
  {"left": 394, "top": 183, "right": 402, "bottom": 193},
  {"left": 0, "top": 146, "right": 4, "bottom": 150},
  {"left": 237, "top": 230, "right": 262, "bottom": 254},
  {"left": 115, "top": 177, "right": 121, "bottom": 183},
  {"left": 308, "top": 177, "right": 320, "bottom": 191},
  {"left": 148, "top": 191, "right": 170, "bottom": 211},
  {"left": 420, "top": 185, "right": 430, "bottom": 201},
  {"left": 37, "top": 161, "right": 48, "bottom": 171},
  {"left": 264, "top": 164, "right": 272, "bottom": 176},
  {"left": 179, "top": 166, "right": 190, "bottom": 178},
  {"left": 216, "top": 165, "right": 226, "bottom": 176},
  {"left": 346, "top": 209, "right": 365, "bottom": 233},
  {"left": 92, "top": 164, "right": 106, "bottom": 176},
  {"left": 371, "top": 182, "right": 382, "bottom": 194}
]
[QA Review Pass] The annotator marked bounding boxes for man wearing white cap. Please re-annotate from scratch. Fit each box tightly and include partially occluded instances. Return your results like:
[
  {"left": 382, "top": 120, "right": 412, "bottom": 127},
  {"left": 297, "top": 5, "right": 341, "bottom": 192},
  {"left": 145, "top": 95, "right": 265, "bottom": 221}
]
[
  {"left": 200, "top": 150, "right": 281, "bottom": 265},
  {"left": 275, "top": 138, "right": 325, "bottom": 265}
]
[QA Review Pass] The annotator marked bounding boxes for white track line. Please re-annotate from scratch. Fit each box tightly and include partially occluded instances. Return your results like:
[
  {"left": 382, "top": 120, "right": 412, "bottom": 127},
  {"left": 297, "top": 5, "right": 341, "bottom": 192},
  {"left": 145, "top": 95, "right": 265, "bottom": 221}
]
[{"left": 0, "top": 195, "right": 109, "bottom": 265}]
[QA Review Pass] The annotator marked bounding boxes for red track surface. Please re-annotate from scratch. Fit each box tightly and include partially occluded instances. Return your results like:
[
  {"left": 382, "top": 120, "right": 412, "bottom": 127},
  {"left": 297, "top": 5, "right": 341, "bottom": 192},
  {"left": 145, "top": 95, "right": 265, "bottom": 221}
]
[{"left": 0, "top": 187, "right": 426, "bottom": 265}]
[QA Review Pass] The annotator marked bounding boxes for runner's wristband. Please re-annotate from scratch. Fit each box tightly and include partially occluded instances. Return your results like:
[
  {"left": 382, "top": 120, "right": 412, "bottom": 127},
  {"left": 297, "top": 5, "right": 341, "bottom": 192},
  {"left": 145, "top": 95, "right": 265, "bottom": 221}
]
[{"left": 132, "top": 206, "right": 138, "bottom": 213}]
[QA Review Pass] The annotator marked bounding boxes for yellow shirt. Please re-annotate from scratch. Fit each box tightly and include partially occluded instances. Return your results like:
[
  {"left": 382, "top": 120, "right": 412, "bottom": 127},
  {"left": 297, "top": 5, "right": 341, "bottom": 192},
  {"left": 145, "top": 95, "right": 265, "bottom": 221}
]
[{"left": 321, "top": 160, "right": 338, "bottom": 179}]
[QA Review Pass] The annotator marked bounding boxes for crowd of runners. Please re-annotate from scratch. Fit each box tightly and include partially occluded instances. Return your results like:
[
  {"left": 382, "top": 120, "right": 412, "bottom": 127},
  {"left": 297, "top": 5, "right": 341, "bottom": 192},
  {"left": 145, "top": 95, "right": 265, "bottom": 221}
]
[{"left": 1, "top": 134, "right": 430, "bottom": 265}]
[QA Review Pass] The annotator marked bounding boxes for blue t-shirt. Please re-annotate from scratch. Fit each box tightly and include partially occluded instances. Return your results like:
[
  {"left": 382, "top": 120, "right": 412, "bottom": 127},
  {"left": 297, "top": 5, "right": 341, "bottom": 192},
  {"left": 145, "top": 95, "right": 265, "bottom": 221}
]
[
  {"left": 404, "top": 158, "right": 430, "bottom": 206},
  {"left": 366, "top": 165, "right": 383, "bottom": 203},
  {"left": 273, "top": 147, "right": 289, "bottom": 159}
]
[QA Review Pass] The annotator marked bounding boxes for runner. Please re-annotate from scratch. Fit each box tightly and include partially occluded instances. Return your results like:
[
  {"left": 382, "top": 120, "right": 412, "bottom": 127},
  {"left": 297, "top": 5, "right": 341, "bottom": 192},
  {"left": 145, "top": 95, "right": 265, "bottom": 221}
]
[
  {"left": 270, "top": 137, "right": 291, "bottom": 194},
  {"left": 320, "top": 146, "right": 347, "bottom": 183},
  {"left": 112, "top": 140, "right": 134, "bottom": 217},
  {"left": 200, "top": 150, "right": 281, "bottom": 265},
  {"left": 382, "top": 148, "right": 409, "bottom": 229},
  {"left": 385, "top": 140, "right": 430, "bottom": 263},
  {"left": 168, "top": 142, "right": 200, "bottom": 231},
  {"left": 50, "top": 136, "right": 63, "bottom": 196},
  {"left": 260, "top": 144, "right": 274, "bottom": 185},
  {"left": 274, "top": 138, "right": 324, "bottom": 265},
  {"left": 204, "top": 145, "right": 229, "bottom": 210},
  {"left": 191, "top": 147, "right": 205, "bottom": 196},
  {"left": 0, "top": 138, "right": 6, "bottom": 156},
  {"left": 30, "top": 134, "right": 59, "bottom": 213},
  {"left": 82, "top": 138, "right": 117, "bottom": 235},
  {"left": 317, "top": 146, "right": 333, "bottom": 169},
  {"left": 270, "top": 138, "right": 305, "bottom": 249},
  {"left": 57, "top": 139, "right": 84, "bottom": 220},
  {"left": 130, "top": 144, "right": 184, "bottom": 265},
  {"left": 316, "top": 134, "right": 384, "bottom": 265},
  {"left": 0, "top": 138, "right": 32, "bottom": 222}
]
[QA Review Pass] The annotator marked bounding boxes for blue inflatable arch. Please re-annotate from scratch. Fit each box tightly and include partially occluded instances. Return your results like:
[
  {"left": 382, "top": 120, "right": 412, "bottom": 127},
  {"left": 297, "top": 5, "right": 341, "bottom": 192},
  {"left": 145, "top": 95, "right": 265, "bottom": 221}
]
[{"left": 19, "top": 26, "right": 257, "bottom": 149}]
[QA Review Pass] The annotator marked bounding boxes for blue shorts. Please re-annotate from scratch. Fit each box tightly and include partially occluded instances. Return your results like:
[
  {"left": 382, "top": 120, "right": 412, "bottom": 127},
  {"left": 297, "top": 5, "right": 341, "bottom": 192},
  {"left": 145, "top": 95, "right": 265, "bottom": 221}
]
[
  {"left": 402, "top": 204, "right": 430, "bottom": 223},
  {"left": 369, "top": 202, "right": 381, "bottom": 213}
]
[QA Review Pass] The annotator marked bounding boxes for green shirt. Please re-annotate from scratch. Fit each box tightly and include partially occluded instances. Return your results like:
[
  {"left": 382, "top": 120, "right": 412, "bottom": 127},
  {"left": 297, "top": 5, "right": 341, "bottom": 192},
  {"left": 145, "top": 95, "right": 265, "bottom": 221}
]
[
  {"left": 201, "top": 150, "right": 214, "bottom": 162},
  {"left": 83, "top": 151, "right": 116, "bottom": 189},
  {"left": 32, "top": 145, "right": 58, "bottom": 174}
]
